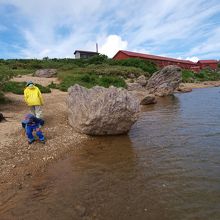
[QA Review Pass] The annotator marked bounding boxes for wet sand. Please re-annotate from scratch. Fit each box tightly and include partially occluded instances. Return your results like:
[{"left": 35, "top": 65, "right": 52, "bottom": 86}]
[{"left": 0, "top": 77, "right": 88, "bottom": 205}]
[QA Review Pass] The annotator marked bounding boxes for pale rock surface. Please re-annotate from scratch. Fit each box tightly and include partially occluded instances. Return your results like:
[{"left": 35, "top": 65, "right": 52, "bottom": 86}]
[
  {"left": 127, "top": 82, "right": 142, "bottom": 91},
  {"left": 146, "top": 65, "right": 182, "bottom": 96},
  {"left": 67, "top": 84, "right": 140, "bottom": 135},
  {"left": 35, "top": 69, "right": 57, "bottom": 78},
  {"left": 136, "top": 75, "right": 147, "bottom": 86}
]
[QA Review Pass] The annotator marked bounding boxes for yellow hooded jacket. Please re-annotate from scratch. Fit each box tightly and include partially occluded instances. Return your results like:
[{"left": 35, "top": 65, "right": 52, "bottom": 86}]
[{"left": 24, "top": 86, "right": 43, "bottom": 106}]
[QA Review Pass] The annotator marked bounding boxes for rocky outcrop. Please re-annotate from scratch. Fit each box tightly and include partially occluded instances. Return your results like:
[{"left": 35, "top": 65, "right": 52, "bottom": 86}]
[
  {"left": 146, "top": 65, "right": 182, "bottom": 96},
  {"left": 35, "top": 69, "right": 57, "bottom": 78},
  {"left": 67, "top": 85, "right": 140, "bottom": 135},
  {"left": 140, "top": 95, "right": 157, "bottom": 105}
]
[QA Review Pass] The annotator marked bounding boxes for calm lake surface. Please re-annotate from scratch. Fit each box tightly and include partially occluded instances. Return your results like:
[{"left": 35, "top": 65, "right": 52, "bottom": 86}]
[{"left": 1, "top": 87, "right": 220, "bottom": 220}]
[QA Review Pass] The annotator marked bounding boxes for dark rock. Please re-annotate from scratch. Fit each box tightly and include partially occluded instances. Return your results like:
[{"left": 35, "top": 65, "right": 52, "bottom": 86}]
[
  {"left": 140, "top": 95, "right": 157, "bottom": 105},
  {"left": 0, "top": 113, "right": 6, "bottom": 122}
]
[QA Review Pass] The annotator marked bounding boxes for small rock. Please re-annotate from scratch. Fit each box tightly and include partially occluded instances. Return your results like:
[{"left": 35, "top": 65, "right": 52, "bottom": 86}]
[
  {"left": 140, "top": 95, "right": 157, "bottom": 105},
  {"left": 75, "top": 205, "right": 86, "bottom": 216},
  {"left": 127, "top": 83, "right": 142, "bottom": 91},
  {"left": 136, "top": 75, "right": 147, "bottom": 86},
  {"left": 177, "top": 87, "right": 192, "bottom": 93}
]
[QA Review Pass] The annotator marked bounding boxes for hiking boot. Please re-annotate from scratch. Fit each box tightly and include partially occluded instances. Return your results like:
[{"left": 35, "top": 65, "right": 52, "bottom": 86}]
[
  {"left": 40, "top": 140, "right": 46, "bottom": 144},
  {"left": 28, "top": 139, "right": 35, "bottom": 144}
]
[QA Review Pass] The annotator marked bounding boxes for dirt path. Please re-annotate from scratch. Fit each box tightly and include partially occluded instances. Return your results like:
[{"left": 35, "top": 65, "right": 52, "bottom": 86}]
[{"left": 0, "top": 76, "right": 88, "bottom": 204}]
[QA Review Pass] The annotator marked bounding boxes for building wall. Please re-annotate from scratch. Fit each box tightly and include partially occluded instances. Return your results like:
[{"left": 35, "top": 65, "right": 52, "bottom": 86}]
[
  {"left": 75, "top": 52, "right": 81, "bottom": 59},
  {"left": 113, "top": 51, "right": 218, "bottom": 72},
  {"left": 113, "top": 51, "right": 194, "bottom": 69},
  {"left": 198, "top": 63, "right": 218, "bottom": 70}
]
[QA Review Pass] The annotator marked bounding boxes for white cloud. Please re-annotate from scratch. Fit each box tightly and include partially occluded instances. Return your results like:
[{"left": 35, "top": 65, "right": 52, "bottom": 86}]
[
  {"left": 1, "top": 0, "right": 220, "bottom": 59},
  {"left": 187, "top": 27, "right": 220, "bottom": 59},
  {"left": 99, "top": 35, "right": 128, "bottom": 58},
  {"left": 186, "top": 56, "right": 199, "bottom": 62}
]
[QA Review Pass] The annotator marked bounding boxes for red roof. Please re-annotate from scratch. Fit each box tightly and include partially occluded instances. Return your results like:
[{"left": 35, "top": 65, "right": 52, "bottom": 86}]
[
  {"left": 197, "top": 60, "right": 218, "bottom": 64},
  {"left": 113, "top": 50, "right": 195, "bottom": 64}
]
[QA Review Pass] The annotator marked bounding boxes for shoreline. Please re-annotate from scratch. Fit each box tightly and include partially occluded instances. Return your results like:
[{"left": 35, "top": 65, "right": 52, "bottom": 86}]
[
  {"left": 1, "top": 79, "right": 220, "bottom": 205},
  {"left": 0, "top": 88, "right": 88, "bottom": 205},
  {"left": 181, "top": 81, "right": 220, "bottom": 89}
]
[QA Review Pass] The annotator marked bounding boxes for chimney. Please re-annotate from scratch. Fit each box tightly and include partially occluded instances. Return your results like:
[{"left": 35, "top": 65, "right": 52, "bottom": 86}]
[{"left": 96, "top": 43, "right": 98, "bottom": 53}]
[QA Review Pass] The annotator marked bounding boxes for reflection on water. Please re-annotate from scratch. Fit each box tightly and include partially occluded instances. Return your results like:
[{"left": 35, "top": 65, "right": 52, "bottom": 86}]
[{"left": 1, "top": 87, "right": 220, "bottom": 220}]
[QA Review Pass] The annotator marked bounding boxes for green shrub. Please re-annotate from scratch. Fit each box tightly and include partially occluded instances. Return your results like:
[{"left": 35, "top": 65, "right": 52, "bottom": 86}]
[
  {"left": 87, "top": 54, "right": 108, "bottom": 65},
  {"left": 0, "top": 91, "right": 6, "bottom": 103},
  {"left": 2, "top": 81, "right": 51, "bottom": 94},
  {"left": 57, "top": 73, "right": 126, "bottom": 91},
  {"left": 182, "top": 70, "right": 196, "bottom": 82},
  {"left": 108, "top": 58, "right": 157, "bottom": 75}
]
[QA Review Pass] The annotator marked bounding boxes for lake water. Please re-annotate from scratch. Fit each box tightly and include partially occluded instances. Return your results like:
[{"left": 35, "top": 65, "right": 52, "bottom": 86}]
[{"left": 1, "top": 87, "right": 220, "bottom": 220}]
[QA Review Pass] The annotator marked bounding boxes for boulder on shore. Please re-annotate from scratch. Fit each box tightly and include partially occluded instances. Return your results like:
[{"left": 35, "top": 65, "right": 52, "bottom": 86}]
[
  {"left": 34, "top": 69, "right": 57, "bottom": 78},
  {"left": 146, "top": 65, "right": 182, "bottom": 96},
  {"left": 140, "top": 95, "right": 157, "bottom": 105},
  {"left": 177, "top": 85, "right": 192, "bottom": 93},
  {"left": 67, "top": 85, "right": 140, "bottom": 135}
]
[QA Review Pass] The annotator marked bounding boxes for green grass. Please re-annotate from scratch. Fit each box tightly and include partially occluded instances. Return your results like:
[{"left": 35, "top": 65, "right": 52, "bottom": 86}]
[
  {"left": 2, "top": 81, "right": 51, "bottom": 94},
  {"left": 182, "top": 70, "right": 196, "bottom": 82},
  {"left": 0, "top": 57, "right": 219, "bottom": 98},
  {"left": 55, "top": 73, "right": 126, "bottom": 91},
  {"left": 182, "top": 69, "right": 220, "bottom": 83}
]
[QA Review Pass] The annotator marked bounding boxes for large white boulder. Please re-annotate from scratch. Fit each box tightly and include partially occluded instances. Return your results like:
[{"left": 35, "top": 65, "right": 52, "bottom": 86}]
[{"left": 67, "top": 85, "right": 140, "bottom": 135}]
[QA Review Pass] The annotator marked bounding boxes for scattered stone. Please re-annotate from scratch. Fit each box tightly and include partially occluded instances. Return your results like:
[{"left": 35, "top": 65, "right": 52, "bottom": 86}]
[
  {"left": 140, "top": 95, "right": 157, "bottom": 105},
  {"left": 75, "top": 205, "right": 86, "bottom": 217},
  {"left": 177, "top": 86, "right": 192, "bottom": 93},
  {"left": 136, "top": 75, "right": 147, "bottom": 86},
  {"left": 34, "top": 69, "right": 57, "bottom": 78},
  {"left": 146, "top": 65, "right": 182, "bottom": 96},
  {"left": 67, "top": 84, "right": 140, "bottom": 135},
  {"left": 127, "top": 83, "right": 142, "bottom": 91},
  {"left": 128, "top": 73, "right": 135, "bottom": 79}
]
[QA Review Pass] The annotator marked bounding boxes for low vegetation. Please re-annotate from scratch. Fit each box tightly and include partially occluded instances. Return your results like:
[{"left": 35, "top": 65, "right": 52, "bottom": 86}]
[
  {"left": 0, "top": 55, "right": 156, "bottom": 100},
  {"left": 0, "top": 56, "right": 220, "bottom": 102},
  {"left": 182, "top": 69, "right": 220, "bottom": 83},
  {"left": 2, "top": 81, "right": 51, "bottom": 94}
]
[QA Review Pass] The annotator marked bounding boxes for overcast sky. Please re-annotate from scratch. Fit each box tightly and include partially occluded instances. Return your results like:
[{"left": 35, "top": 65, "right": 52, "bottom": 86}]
[{"left": 0, "top": 0, "right": 220, "bottom": 61}]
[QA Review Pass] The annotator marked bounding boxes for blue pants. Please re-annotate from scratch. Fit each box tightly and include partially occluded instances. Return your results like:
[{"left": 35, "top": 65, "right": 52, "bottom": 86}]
[{"left": 25, "top": 124, "right": 45, "bottom": 142}]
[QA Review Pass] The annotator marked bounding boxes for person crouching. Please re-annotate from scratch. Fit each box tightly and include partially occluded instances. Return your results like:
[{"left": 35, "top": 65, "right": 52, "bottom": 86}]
[{"left": 22, "top": 114, "right": 45, "bottom": 144}]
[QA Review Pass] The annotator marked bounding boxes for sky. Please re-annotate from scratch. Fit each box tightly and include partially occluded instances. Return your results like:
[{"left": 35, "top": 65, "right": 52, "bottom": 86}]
[{"left": 0, "top": 0, "right": 220, "bottom": 61}]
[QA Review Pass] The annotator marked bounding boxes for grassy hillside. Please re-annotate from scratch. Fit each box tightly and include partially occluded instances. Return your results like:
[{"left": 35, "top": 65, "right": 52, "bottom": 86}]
[
  {"left": 0, "top": 55, "right": 220, "bottom": 102},
  {"left": 0, "top": 56, "right": 157, "bottom": 99}
]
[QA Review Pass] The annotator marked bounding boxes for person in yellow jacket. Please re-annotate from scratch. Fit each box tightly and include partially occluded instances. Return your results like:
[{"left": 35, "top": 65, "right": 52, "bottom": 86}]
[{"left": 24, "top": 81, "right": 43, "bottom": 118}]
